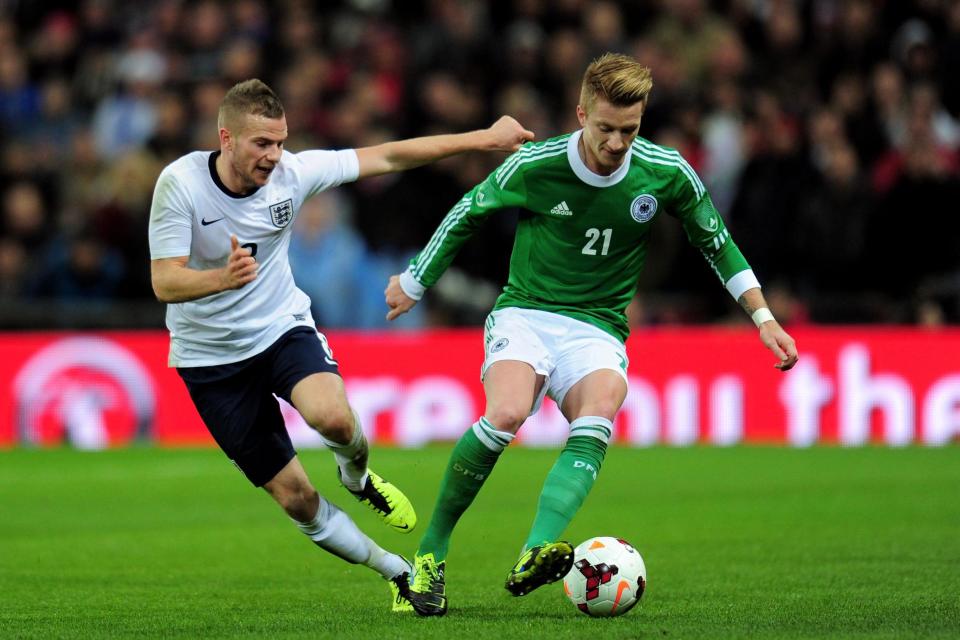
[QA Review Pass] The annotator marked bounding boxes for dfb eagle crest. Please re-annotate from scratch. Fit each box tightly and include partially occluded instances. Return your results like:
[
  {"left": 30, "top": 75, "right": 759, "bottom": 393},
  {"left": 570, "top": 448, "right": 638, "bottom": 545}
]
[{"left": 629, "top": 194, "right": 658, "bottom": 223}]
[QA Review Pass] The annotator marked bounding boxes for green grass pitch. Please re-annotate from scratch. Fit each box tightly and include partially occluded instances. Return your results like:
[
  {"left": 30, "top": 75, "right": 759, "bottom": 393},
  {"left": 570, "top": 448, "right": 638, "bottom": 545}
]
[{"left": 1, "top": 446, "right": 958, "bottom": 639}]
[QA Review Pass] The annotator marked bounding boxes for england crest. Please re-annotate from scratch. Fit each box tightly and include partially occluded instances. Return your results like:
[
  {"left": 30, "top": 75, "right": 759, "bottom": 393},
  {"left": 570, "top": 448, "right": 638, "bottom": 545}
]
[
  {"left": 269, "top": 199, "right": 294, "bottom": 228},
  {"left": 630, "top": 194, "right": 658, "bottom": 223}
]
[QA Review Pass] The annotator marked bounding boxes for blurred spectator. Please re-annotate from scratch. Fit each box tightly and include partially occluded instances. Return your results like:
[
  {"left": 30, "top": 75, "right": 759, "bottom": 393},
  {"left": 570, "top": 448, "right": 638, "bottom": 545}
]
[
  {"left": 189, "top": 79, "right": 229, "bottom": 150},
  {"left": 288, "top": 190, "right": 424, "bottom": 329},
  {"left": 893, "top": 19, "right": 938, "bottom": 83},
  {"left": 29, "top": 78, "right": 82, "bottom": 171},
  {"left": 0, "top": 48, "right": 41, "bottom": 133},
  {"left": 2, "top": 182, "right": 51, "bottom": 253},
  {"left": 582, "top": 1, "right": 627, "bottom": 57},
  {"left": 91, "top": 33, "right": 164, "bottom": 158},
  {"left": 867, "top": 116, "right": 960, "bottom": 298},
  {"left": 650, "top": 0, "right": 732, "bottom": 85},
  {"left": 915, "top": 298, "right": 946, "bottom": 327},
  {"left": 145, "top": 91, "right": 191, "bottom": 165},
  {"left": 77, "top": 0, "right": 122, "bottom": 51},
  {"left": 942, "top": 0, "right": 960, "bottom": 117},
  {"left": 907, "top": 82, "right": 960, "bottom": 149},
  {"left": 728, "top": 91, "right": 815, "bottom": 287},
  {"left": 796, "top": 140, "right": 874, "bottom": 301},
  {"left": 289, "top": 191, "right": 369, "bottom": 328},
  {"left": 28, "top": 11, "right": 80, "bottom": 80},
  {"left": 59, "top": 127, "right": 106, "bottom": 215},
  {"left": 412, "top": 0, "right": 491, "bottom": 78},
  {"left": 183, "top": 0, "right": 229, "bottom": 82},
  {"left": 752, "top": 2, "right": 816, "bottom": 111},
  {"left": 231, "top": 0, "right": 271, "bottom": 45},
  {"left": 28, "top": 229, "right": 125, "bottom": 300},
  {"left": 870, "top": 62, "right": 908, "bottom": 156},
  {"left": 701, "top": 79, "right": 745, "bottom": 214},
  {"left": 220, "top": 38, "right": 263, "bottom": 86},
  {"left": 0, "top": 238, "right": 27, "bottom": 300}
]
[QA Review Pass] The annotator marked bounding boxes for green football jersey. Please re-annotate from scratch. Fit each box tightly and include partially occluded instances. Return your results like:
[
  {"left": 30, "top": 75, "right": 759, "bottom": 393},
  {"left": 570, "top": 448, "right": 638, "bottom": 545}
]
[{"left": 407, "top": 131, "right": 752, "bottom": 342}]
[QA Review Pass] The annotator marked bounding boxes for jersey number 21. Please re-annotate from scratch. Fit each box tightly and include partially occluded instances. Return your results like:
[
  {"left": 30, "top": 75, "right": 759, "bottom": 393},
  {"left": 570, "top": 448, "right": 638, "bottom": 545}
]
[{"left": 582, "top": 228, "right": 612, "bottom": 256}]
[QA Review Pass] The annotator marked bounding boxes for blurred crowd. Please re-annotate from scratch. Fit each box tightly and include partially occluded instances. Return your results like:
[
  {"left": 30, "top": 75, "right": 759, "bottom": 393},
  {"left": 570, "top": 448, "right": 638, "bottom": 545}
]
[{"left": 1, "top": 0, "right": 959, "bottom": 329}]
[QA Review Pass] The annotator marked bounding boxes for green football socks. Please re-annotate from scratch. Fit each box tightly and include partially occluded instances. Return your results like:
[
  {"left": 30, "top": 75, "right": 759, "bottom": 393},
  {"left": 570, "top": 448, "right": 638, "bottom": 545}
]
[
  {"left": 417, "top": 418, "right": 514, "bottom": 561},
  {"left": 523, "top": 416, "right": 612, "bottom": 551}
]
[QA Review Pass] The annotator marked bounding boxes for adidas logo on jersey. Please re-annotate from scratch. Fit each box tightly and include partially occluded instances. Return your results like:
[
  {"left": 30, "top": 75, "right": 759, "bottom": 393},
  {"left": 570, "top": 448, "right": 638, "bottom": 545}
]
[{"left": 550, "top": 201, "right": 573, "bottom": 216}]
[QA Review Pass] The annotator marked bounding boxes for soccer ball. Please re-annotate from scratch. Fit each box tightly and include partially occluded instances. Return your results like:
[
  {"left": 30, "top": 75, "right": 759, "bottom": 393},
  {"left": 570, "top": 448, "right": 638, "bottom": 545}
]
[{"left": 562, "top": 536, "right": 647, "bottom": 617}]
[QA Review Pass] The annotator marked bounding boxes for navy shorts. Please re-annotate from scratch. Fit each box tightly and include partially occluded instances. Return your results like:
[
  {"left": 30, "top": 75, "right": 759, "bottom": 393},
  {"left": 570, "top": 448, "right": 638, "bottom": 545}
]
[{"left": 178, "top": 327, "right": 340, "bottom": 487}]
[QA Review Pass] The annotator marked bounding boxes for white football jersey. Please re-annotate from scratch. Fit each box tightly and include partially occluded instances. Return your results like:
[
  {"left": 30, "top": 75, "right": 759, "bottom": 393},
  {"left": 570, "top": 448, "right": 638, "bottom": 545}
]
[{"left": 148, "top": 149, "right": 359, "bottom": 367}]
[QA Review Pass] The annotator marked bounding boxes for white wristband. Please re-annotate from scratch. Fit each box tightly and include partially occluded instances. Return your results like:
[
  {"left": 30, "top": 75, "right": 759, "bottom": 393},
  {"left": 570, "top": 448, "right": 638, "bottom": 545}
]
[
  {"left": 398, "top": 269, "right": 425, "bottom": 301},
  {"left": 751, "top": 308, "right": 775, "bottom": 327}
]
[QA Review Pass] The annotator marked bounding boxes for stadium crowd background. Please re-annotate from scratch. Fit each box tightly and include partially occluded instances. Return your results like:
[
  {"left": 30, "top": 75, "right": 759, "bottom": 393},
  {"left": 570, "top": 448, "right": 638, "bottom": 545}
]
[{"left": 0, "top": 0, "right": 958, "bottom": 330}]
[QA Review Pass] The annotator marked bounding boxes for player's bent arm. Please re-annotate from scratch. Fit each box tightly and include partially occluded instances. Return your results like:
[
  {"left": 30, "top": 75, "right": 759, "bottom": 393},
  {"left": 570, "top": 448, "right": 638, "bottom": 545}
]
[
  {"left": 151, "top": 257, "right": 227, "bottom": 303},
  {"left": 737, "top": 286, "right": 799, "bottom": 372},
  {"left": 355, "top": 116, "right": 534, "bottom": 178},
  {"left": 152, "top": 237, "right": 257, "bottom": 302}
]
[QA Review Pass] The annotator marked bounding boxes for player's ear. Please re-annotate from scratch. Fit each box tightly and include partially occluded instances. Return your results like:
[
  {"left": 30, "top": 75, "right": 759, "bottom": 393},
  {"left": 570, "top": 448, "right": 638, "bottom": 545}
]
[
  {"left": 219, "top": 127, "right": 232, "bottom": 151},
  {"left": 576, "top": 104, "right": 587, "bottom": 127}
]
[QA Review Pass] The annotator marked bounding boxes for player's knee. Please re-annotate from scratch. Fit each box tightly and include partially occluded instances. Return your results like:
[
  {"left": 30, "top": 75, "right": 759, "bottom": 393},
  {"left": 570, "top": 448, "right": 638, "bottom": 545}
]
[
  {"left": 314, "top": 409, "right": 356, "bottom": 444},
  {"left": 275, "top": 483, "right": 319, "bottom": 521},
  {"left": 484, "top": 407, "right": 527, "bottom": 434},
  {"left": 578, "top": 400, "right": 620, "bottom": 421},
  {"left": 301, "top": 404, "right": 354, "bottom": 443}
]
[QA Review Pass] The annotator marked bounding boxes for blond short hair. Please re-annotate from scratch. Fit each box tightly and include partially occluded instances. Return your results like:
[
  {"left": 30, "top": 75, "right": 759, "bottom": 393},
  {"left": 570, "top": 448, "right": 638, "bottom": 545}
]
[
  {"left": 217, "top": 79, "right": 284, "bottom": 132},
  {"left": 579, "top": 53, "right": 653, "bottom": 111}
]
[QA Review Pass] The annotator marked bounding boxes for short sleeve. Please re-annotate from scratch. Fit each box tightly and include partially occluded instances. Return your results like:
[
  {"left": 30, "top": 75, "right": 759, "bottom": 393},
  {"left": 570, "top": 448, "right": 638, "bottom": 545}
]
[
  {"left": 149, "top": 170, "right": 193, "bottom": 259},
  {"left": 293, "top": 149, "right": 360, "bottom": 199}
]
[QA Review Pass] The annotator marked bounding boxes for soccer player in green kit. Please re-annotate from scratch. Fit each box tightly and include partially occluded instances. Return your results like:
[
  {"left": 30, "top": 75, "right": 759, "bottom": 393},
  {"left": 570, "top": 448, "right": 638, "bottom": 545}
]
[{"left": 384, "top": 53, "right": 799, "bottom": 616}]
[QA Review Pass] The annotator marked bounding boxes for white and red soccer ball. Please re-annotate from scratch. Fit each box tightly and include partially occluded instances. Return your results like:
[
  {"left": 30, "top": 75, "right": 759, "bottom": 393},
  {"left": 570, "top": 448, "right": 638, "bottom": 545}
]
[{"left": 562, "top": 536, "right": 647, "bottom": 617}]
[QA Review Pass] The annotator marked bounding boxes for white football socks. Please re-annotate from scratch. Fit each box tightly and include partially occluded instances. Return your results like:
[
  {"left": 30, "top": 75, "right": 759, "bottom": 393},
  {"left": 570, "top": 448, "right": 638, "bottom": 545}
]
[
  {"left": 320, "top": 411, "right": 369, "bottom": 492},
  {"left": 294, "top": 496, "right": 408, "bottom": 579}
]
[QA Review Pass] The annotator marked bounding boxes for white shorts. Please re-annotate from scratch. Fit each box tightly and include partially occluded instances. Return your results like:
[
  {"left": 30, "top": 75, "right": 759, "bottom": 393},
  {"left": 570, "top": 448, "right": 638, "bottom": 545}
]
[{"left": 481, "top": 307, "right": 629, "bottom": 415}]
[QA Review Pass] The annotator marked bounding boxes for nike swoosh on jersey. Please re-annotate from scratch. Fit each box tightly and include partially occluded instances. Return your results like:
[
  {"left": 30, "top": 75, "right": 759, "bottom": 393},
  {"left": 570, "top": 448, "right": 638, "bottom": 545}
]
[{"left": 201, "top": 217, "right": 224, "bottom": 226}]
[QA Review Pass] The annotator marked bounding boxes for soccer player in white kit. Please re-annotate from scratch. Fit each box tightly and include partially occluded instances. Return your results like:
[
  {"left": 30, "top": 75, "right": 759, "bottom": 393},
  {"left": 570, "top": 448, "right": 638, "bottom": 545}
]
[{"left": 148, "top": 79, "right": 533, "bottom": 610}]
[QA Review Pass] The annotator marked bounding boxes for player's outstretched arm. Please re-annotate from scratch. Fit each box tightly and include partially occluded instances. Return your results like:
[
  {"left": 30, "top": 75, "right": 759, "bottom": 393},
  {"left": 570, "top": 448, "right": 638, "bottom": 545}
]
[
  {"left": 152, "top": 235, "right": 257, "bottom": 303},
  {"left": 355, "top": 116, "right": 534, "bottom": 178},
  {"left": 739, "top": 287, "right": 799, "bottom": 371},
  {"left": 384, "top": 274, "right": 418, "bottom": 321}
]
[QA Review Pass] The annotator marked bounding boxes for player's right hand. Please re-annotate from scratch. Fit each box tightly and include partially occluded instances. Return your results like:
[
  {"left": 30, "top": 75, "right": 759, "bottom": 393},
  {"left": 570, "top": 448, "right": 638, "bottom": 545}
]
[
  {"left": 759, "top": 320, "right": 798, "bottom": 371},
  {"left": 221, "top": 234, "right": 258, "bottom": 290},
  {"left": 384, "top": 274, "right": 417, "bottom": 321},
  {"left": 485, "top": 116, "right": 535, "bottom": 152}
]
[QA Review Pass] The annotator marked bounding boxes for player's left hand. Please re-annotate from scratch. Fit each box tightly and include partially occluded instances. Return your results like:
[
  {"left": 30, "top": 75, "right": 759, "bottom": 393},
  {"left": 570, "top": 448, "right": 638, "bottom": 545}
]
[
  {"left": 758, "top": 321, "right": 798, "bottom": 371},
  {"left": 484, "top": 116, "right": 535, "bottom": 152},
  {"left": 384, "top": 275, "right": 418, "bottom": 321}
]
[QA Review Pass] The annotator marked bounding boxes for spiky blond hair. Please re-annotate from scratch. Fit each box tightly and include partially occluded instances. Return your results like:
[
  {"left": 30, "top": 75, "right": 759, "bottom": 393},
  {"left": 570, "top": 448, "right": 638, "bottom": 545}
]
[{"left": 579, "top": 53, "right": 653, "bottom": 111}]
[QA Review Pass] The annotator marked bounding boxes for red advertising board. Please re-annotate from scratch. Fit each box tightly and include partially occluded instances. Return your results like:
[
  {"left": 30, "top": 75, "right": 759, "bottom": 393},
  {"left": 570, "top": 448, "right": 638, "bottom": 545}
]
[{"left": 2, "top": 328, "right": 959, "bottom": 448}]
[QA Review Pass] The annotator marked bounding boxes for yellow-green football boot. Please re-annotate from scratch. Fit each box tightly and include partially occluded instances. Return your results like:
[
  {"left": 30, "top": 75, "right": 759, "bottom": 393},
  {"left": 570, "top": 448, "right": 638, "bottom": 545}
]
[
  {"left": 407, "top": 553, "right": 447, "bottom": 617},
  {"left": 340, "top": 469, "right": 417, "bottom": 533},
  {"left": 505, "top": 541, "right": 574, "bottom": 596},
  {"left": 387, "top": 558, "right": 413, "bottom": 612}
]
